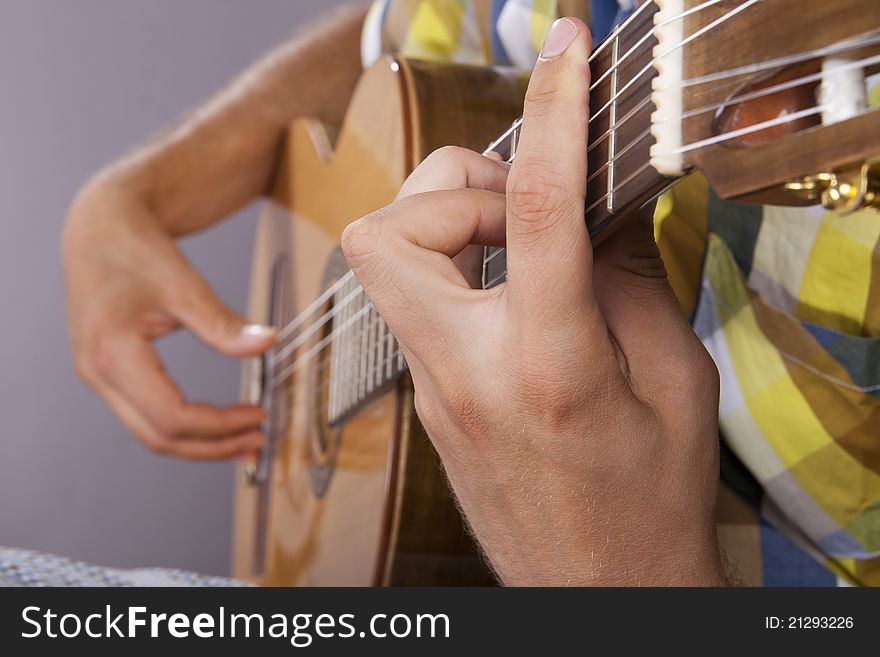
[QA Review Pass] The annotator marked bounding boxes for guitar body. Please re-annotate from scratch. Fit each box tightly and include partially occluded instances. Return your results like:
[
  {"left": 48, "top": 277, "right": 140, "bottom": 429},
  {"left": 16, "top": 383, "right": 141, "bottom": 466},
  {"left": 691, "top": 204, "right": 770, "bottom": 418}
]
[{"left": 232, "top": 57, "right": 525, "bottom": 586}]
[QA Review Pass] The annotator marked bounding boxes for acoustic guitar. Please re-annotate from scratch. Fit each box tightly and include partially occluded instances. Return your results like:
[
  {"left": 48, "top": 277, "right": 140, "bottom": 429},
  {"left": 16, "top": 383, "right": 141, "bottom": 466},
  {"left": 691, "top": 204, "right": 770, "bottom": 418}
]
[{"left": 232, "top": 0, "right": 880, "bottom": 586}]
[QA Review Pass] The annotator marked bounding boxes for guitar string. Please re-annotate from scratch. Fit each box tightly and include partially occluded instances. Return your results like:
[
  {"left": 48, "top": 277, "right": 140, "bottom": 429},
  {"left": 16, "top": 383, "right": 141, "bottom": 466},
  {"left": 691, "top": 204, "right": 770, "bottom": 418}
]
[
  {"left": 267, "top": 0, "right": 719, "bottom": 348},
  {"left": 266, "top": 17, "right": 879, "bottom": 366},
  {"left": 588, "top": 0, "right": 725, "bottom": 97},
  {"left": 484, "top": 0, "right": 739, "bottom": 165},
  {"left": 269, "top": 46, "right": 876, "bottom": 379},
  {"left": 275, "top": 269, "right": 354, "bottom": 343},
  {"left": 481, "top": 100, "right": 837, "bottom": 289}
]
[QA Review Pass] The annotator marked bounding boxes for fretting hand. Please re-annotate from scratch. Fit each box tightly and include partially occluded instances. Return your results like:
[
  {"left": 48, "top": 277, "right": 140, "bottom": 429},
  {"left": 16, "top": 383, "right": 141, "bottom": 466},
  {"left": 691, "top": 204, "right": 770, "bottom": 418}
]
[{"left": 342, "top": 18, "right": 726, "bottom": 585}]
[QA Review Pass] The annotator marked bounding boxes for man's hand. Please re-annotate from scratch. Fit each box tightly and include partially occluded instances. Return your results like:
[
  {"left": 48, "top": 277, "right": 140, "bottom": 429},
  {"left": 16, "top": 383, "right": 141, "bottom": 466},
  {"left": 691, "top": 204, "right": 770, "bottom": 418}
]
[
  {"left": 63, "top": 184, "right": 274, "bottom": 460},
  {"left": 342, "top": 18, "right": 725, "bottom": 585},
  {"left": 62, "top": 6, "right": 365, "bottom": 460}
]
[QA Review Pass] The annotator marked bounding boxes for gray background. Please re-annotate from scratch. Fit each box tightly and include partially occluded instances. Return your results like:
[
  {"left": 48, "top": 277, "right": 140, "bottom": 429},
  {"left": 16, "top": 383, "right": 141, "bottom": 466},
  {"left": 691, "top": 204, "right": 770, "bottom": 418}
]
[{"left": 0, "top": 0, "right": 347, "bottom": 576}]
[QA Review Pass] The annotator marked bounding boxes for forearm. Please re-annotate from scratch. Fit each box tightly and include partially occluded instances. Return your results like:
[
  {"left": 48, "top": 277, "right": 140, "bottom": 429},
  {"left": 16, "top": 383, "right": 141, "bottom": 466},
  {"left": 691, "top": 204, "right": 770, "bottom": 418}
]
[{"left": 78, "top": 3, "right": 367, "bottom": 236}]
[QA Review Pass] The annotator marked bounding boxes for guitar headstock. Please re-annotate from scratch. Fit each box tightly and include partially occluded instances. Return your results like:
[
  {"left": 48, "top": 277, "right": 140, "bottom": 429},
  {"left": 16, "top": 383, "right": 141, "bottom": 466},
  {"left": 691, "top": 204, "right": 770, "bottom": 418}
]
[{"left": 650, "top": 0, "right": 880, "bottom": 212}]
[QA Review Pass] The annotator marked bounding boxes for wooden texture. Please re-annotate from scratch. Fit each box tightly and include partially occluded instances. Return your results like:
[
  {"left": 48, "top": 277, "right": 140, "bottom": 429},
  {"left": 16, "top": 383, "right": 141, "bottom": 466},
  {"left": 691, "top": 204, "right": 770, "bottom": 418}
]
[
  {"left": 678, "top": 0, "right": 880, "bottom": 202},
  {"left": 233, "top": 57, "right": 523, "bottom": 586}
]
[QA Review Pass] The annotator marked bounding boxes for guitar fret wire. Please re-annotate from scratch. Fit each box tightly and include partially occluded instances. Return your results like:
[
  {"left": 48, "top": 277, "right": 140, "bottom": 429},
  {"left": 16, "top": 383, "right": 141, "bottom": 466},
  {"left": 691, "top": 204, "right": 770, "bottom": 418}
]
[
  {"left": 578, "top": 45, "right": 880, "bottom": 186},
  {"left": 586, "top": 95, "right": 653, "bottom": 155},
  {"left": 585, "top": 36, "right": 876, "bottom": 159},
  {"left": 585, "top": 0, "right": 721, "bottom": 93},
  {"left": 272, "top": 312, "right": 395, "bottom": 393},
  {"left": 272, "top": 316, "right": 406, "bottom": 407},
  {"left": 307, "top": 346, "right": 408, "bottom": 423},
  {"left": 272, "top": 302, "right": 376, "bottom": 386}
]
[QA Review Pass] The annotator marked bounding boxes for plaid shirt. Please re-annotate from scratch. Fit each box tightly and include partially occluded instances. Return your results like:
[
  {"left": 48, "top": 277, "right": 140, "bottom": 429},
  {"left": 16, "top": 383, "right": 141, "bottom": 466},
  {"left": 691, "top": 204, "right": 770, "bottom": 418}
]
[{"left": 368, "top": 0, "right": 880, "bottom": 586}]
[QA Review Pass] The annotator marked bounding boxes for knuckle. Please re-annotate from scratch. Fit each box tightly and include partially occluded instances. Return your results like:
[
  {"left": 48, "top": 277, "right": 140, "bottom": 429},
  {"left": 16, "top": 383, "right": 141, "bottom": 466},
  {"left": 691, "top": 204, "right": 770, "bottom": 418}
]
[
  {"left": 508, "top": 351, "right": 620, "bottom": 432},
  {"left": 507, "top": 173, "right": 580, "bottom": 235},
  {"left": 444, "top": 387, "right": 489, "bottom": 436},
  {"left": 523, "top": 83, "right": 559, "bottom": 117},
  {"left": 340, "top": 211, "right": 386, "bottom": 271},
  {"left": 426, "top": 145, "right": 469, "bottom": 170},
  {"left": 515, "top": 374, "right": 584, "bottom": 430}
]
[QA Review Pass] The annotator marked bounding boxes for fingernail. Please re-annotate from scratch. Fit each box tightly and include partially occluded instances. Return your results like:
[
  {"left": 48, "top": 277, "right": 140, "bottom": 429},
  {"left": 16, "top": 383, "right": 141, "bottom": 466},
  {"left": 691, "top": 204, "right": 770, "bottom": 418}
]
[
  {"left": 539, "top": 18, "right": 578, "bottom": 60},
  {"left": 239, "top": 323, "right": 276, "bottom": 342}
]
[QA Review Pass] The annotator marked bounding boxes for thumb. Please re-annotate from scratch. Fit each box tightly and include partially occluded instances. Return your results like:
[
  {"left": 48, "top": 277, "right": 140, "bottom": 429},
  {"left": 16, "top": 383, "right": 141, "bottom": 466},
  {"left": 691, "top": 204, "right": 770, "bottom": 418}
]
[{"left": 169, "top": 278, "right": 275, "bottom": 358}]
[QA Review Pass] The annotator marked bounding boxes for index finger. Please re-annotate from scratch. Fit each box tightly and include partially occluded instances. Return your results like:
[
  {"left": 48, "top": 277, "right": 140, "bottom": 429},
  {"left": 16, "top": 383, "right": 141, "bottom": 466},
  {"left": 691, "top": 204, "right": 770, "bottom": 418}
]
[{"left": 505, "top": 18, "right": 595, "bottom": 325}]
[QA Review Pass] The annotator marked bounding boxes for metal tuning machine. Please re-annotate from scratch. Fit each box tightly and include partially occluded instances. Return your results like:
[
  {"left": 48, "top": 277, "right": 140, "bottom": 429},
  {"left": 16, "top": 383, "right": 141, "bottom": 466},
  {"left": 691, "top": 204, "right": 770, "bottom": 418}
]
[{"left": 785, "top": 158, "right": 880, "bottom": 214}]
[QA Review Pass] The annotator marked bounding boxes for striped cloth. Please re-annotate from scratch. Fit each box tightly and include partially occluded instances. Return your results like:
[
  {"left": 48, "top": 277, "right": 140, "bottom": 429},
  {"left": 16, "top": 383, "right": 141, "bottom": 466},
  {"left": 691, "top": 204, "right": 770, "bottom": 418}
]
[{"left": 369, "top": 0, "right": 880, "bottom": 586}]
